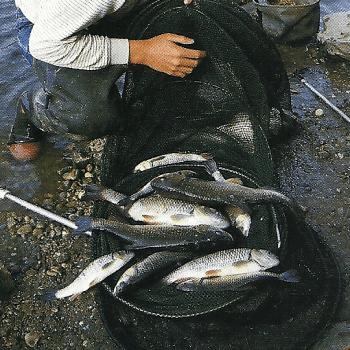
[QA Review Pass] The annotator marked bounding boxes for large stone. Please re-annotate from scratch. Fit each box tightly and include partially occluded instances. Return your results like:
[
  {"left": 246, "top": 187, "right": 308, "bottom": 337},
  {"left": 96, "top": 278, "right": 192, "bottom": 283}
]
[{"left": 317, "top": 11, "right": 350, "bottom": 60}]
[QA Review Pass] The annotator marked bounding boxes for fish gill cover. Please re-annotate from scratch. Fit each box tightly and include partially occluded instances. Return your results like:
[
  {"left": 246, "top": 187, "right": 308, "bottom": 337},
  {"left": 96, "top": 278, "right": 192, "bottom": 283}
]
[{"left": 90, "top": 0, "right": 341, "bottom": 349}]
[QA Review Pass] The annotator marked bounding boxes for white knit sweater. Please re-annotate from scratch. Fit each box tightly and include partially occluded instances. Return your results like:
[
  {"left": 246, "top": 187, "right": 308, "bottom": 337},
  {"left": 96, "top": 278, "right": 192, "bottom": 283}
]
[{"left": 15, "top": 0, "right": 130, "bottom": 70}]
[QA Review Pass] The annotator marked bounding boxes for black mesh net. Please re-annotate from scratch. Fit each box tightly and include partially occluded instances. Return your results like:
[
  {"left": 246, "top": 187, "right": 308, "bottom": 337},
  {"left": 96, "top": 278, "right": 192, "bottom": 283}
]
[{"left": 90, "top": 0, "right": 341, "bottom": 348}]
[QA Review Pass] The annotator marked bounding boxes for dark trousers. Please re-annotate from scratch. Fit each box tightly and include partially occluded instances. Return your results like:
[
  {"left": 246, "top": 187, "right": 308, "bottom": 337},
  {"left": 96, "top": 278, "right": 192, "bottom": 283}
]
[{"left": 13, "top": 9, "right": 127, "bottom": 140}]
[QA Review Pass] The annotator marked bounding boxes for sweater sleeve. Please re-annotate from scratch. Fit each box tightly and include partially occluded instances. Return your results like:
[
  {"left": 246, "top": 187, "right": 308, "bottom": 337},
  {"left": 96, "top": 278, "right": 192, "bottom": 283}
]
[{"left": 28, "top": 0, "right": 129, "bottom": 70}]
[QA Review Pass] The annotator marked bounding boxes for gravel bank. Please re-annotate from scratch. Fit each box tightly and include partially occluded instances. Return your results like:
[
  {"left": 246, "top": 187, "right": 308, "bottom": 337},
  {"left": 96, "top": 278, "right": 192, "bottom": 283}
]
[{"left": 0, "top": 137, "right": 116, "bottom": 349}]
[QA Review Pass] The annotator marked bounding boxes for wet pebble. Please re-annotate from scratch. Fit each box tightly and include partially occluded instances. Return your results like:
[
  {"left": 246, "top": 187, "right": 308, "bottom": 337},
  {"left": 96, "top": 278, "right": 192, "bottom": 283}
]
[
  {"left": 71, "top": 150, "right": 91, "bottom": 168},
  {"left": 86, "top": 163, "right": 94, "bottom": 172},
  {"left": 1, "top": 137, "right": 107, "bottom": 348},
  {"left": 43, "top": 198, "right": 55, "bottom": 207},
  {"left": 54, "top": 251, "right": 70, "bottom": 264},
  {"left": 7, "top": 215, "right": 17, "bottom": 229},
  {"left": 59, "top": 191, "right": 67, "bottom": 200},
  {"left": 32, "top": 228, "right": 44, "bottom": 238},
  {"left": 318, "top": 151, "right": 330, "bottom": 159},
  {"left": 63, "top": 169, "right": 81, "bottom": 181},
  {"left": 315, "top": 108, "right": 324, "bottom": 116},
  {"left": 84, "top": 172, "right": 94, "bottom": 178},
  {"left": 25, "top": 332, "right": 41, "bottom": 348},
  {"left": 35, "top": 221, "right": 46, "bottom": 229},
  {"left": 17, "top": 224, "right": 33, "bottom": 235}
]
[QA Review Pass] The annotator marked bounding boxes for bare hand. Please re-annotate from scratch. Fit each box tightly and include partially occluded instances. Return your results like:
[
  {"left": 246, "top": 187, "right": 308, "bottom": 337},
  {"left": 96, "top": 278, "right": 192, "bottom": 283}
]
[{"left": 129, "top": 33, "right": 206, "bottom": 78}]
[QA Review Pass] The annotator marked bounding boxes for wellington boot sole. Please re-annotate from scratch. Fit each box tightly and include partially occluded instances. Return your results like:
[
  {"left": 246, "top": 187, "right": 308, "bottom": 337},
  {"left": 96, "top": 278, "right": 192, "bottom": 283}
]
[{"left": 8, "top": 142, "right": 41, "bottom": 162}]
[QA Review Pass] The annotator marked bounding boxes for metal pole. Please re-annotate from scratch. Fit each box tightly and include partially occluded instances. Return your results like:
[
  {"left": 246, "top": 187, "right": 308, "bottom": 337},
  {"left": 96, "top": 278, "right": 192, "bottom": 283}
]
[
  {"left": 0, "top": 188, "right": 92, "bottom": 236},
  {"left": 301, "top": 78, "right": 350, "bottom": 124}
]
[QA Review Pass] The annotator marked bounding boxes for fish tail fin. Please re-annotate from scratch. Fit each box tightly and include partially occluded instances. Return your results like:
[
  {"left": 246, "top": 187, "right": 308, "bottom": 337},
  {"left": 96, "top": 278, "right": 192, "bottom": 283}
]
[
  {"left": 73, "top": 216, "right": 94, "bottom": 237},
  {"left": 175, "top": 279, "right": 198, "bottom": 292},
  {"left": 153, "top": 278, "right": 171, "bottom": 291},
  {"left": 204, "top": 158, "right": 225, "bottom": 181},
  {"left": 279, "top": 269, "right": 300, "bottom": 283},
  {"left": 82, "top": 184, "right": 104, "bottom": 201},
  {"left": 37, "top": 289, "right": 58, "bottom": 301}
]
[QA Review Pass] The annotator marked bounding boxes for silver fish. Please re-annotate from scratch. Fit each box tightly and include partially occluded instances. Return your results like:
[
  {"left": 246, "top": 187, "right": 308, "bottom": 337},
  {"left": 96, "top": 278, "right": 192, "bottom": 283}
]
[
  {"left": 82, "top": 184, "right": 127, "bottom": 206},
  {"left": 74, "top": 216, "right": 234, "bottom": 249},
  {"left": 127, "top": 170, "right": 197, "bottom": 205},
  {"left": 175, "top": 269, "right": 299, "bottom": 292},
  {"left": 133, "top": 152, "right": 225, "bottom": 181},
  {"left": 133, "top": 152, "right": 207, "bottom": 171},
  {"left": 162, "top": 248, "right": 280, "bottom": 285},
  {"left": 225, "top": 205, "right": 251, "bottom": 237},
  {"left": 114, "top": 251, "right": 192, "bottom": 295},
  {"left": 133, "top": 152, "right": 211, "bottom": 172},
  {"left": 212, "top": 176, "right": 252, "bottom": 237},
  {"left": 127, "top": 194, "right": 230, "bottom": 228},
  {"left": 40, "top": 251, "right": 134, "bottom": 301},
  {"left": 150, "top": 171, "right": 306, "bottom": 217}
]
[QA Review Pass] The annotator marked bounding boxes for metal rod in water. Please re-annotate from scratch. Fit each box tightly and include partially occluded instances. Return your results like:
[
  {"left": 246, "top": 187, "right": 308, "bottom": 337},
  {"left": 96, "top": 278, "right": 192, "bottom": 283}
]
[
  {"left": 0, "top": 188, "right": 92, "bottom": 236},
  {"left": 301, "top": 78, "right": 350, "bottom": 124}
]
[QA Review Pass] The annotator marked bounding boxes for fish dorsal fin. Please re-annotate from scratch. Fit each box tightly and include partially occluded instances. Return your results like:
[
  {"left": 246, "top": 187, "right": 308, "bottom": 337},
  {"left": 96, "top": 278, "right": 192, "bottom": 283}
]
[{"left": 102, "top": 261, "right": 115, "bottom": 270}]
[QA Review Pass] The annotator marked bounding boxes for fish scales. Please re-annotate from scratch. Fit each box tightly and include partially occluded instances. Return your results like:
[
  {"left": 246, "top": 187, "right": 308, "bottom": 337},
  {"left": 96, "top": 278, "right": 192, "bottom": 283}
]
[
  {"left": 127, "top": 171, "right": 197, "bottom": 204},
  {"left": 176, "top": 270, "right": 299, "bottom": 292},
  {"left": 114, "top": 251, "right": 192, "bottom": 294},
  {"left": 127, "top": 194, "right": 230, "bottom": 228},
  {"left": 162, "top": 248, "right": 279, "bottom": 285},
  {"left": 133, "top": 153, "right": 212, "bottom": 173},
  {"left": 225, "top": 205, "right": 251, "bottom": 237},
  {"left": 89, "top": 217, "right": 233, "bottom": 249},
  {"left": 151, "top": 171, "right": 305, "bottom": 216},
  {"left": 44, "top": 251, "right": 134, "bottom": 300},
  {"left": 83, "top": 184, "right": 127, "bottom": 206}
]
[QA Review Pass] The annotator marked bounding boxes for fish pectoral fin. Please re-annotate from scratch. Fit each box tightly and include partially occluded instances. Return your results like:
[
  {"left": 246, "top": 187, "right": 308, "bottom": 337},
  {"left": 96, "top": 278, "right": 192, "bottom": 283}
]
[
  {"left": 89, "top": 279, "right": 99, "bottom": 287},
  {"left": 232, "top": 261, "right": 251, "bottom": 271},
  {"left": 205, "top": 269, "right": 221, "bottom": 277},
  {"left": 173, "top": 277, "right": 193, "bottom": 285},
  {"left": 279, "top": 269, "right": 300, "bottom": 283},
  {"left": 68, "top": 293, "right": 81, "bottom": 301},
  {"left": 170, "top": 214, "right": 192, "bottom": 221},
  {"left": 124, "top": 243, "right": 150, "bottom": 250},
  {"left": 142, "top": 215, "right": 156, "bottom": 221}
]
